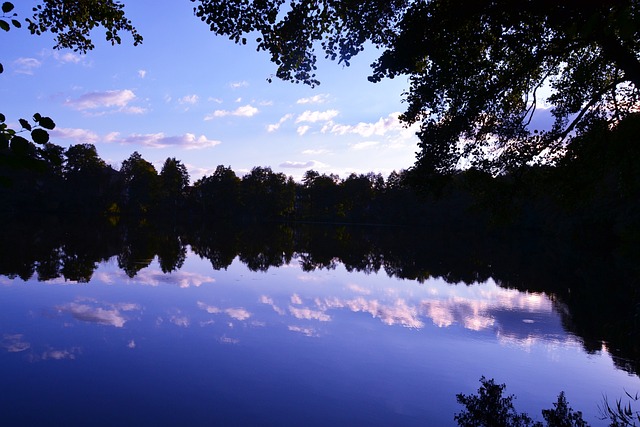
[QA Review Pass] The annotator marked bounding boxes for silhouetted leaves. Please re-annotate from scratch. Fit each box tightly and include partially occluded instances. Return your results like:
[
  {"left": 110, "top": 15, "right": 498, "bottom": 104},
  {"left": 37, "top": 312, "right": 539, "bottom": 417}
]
[
  {"left": 30, "top": 128, "right": 49, "bottom": 144},
  {"left": 192, "top": 0, "right": 640, "bottom": 175}
]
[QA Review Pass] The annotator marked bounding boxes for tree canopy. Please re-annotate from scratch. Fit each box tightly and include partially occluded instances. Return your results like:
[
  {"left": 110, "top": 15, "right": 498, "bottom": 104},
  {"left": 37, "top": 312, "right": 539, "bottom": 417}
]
[{"left": 191, "top": 0, "right": 640, "bottom": 176}]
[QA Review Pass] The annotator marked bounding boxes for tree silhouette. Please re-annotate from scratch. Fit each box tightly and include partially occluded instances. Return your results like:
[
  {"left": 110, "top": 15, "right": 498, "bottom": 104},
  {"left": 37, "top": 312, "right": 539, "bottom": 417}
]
[
  {"left": 120, "top": 151, "right": 160, "bottom": 215},
  {"left": 191, "top": 0, "right": 640, "bottom": 175}
]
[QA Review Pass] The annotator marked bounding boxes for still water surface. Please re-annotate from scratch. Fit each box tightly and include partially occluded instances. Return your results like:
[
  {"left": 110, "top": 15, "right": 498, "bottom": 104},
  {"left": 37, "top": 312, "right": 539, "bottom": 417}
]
[{"left": 1, "top": 245, "right": 638, "bottom": 426}]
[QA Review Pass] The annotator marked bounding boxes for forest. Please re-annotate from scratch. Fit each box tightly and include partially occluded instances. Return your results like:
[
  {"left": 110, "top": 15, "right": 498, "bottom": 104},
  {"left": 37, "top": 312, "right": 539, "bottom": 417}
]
[{"left": 1, "top": 112, "right": 639, "bottom": 245}]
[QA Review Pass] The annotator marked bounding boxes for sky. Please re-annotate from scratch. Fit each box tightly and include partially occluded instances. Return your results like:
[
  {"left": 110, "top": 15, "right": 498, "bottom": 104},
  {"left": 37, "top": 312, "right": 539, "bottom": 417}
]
[{"left": 2, "top": 1, "right": 421, "bottom": 183}]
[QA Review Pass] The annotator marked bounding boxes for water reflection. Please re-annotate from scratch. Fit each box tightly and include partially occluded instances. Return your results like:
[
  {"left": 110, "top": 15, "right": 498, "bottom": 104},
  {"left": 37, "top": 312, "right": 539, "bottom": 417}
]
[
  {"left": 1, "top": 238, "right": 638, "bottom": 425},
  {"left": 1, "top": 217, "right": 638, "bottom": 375}
]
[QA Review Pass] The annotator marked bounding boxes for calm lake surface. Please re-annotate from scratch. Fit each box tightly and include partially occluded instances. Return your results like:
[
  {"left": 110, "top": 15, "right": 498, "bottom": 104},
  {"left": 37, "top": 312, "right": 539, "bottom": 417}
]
[{"left": 1, "top": 221, "right": 639, "bottom": 426}]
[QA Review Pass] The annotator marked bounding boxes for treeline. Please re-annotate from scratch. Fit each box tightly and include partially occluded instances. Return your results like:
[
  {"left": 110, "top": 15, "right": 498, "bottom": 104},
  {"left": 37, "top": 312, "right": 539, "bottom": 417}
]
[
  {"left": 1, "top": 114, "right": 639, "bottom": 238},
  {"left": 0, "top": 138, "right": 435, "bottom": 224}
]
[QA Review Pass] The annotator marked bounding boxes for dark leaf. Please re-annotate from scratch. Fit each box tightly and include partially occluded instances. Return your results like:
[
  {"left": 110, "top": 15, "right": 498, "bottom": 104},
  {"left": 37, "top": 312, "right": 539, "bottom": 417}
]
[
  {"left": 0, "top": 62, "right": 3, "bottom": 73},
  {"left": 11, "top": 19, "right": 20, "bottom": 28},
  {"left": 0, "top": 112, "right": 5, "bottom": 122},
  {"left": 37, "top": 116, "right": 56, "bottom": 130},
  {"left": 19, "top": 118, "right": 32, "bottom": 131},
  {"left": 10, "top": 135, "right": 30, "bottom": 152},
  {"left": 0, "top": 19, "right": 9, "bottom": 31},
  {"left": 1, "top": 2, "right": 13, "bottom": 13},
  {"left": 31, "top": 128, "right": 49, "bottom": 144}
]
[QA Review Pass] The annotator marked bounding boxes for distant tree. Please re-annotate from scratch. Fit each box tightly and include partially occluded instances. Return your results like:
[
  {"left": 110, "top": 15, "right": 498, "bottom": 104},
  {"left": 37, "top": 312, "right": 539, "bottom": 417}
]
[
  {"left": 191, "top": 0, "right": 640, "bottom": 176},
  {"left": 64, "top": 143, "right": 107, "bottom": 176},
  {"left": 241, "top": 166, "right": 295, "bottom": 220},
  {"left": 159, "top": 157, "right": 190, "bottom": 215},
  {"left": 192, "top": 165, "right": 241, "bottom": 219},
  {"left": 300, "top": 169, "right": 341, "bottom": 220},
  {"left": 61, "top": 143, "right": 122, "bottom": 214},
  {"left": 120, "top": 152, "right": 160, "bottom": 214},
  {"left": 340, "top": 173, "right": 375, "bottom": 221}
]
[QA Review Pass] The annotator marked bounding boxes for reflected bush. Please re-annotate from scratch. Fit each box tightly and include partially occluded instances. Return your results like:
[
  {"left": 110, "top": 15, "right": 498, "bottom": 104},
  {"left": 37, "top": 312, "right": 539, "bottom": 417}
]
[{"left": 455, "top": 377, "right": 588, "bottom": 427}]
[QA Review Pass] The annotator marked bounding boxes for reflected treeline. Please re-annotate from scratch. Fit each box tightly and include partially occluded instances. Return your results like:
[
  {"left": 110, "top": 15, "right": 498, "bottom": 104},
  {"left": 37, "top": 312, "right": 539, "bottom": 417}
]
[{"left": 1, "top": 216, "right": 638, "bottom": 376}]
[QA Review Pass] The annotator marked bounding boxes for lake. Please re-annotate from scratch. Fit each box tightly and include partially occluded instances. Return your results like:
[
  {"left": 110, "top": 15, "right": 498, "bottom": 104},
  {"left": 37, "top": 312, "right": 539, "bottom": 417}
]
[{"left": 0, "top": 219, "right": 638, "bottom": 426}]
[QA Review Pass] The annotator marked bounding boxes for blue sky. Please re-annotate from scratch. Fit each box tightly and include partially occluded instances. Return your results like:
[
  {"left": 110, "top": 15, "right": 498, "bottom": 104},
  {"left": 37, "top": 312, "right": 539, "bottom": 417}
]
[{"left": 2, "top": 1, "right": 420, "bottom": 182}]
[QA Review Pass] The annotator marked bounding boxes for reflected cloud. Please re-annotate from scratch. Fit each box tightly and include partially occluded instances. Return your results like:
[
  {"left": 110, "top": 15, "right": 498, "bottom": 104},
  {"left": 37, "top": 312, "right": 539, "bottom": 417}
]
[
  {"left": 2, "top": 334, "right": 30, "bottom": 352},
  {"left": 320, "top": 297, "right": 423, "bottom": 329},
  {"left": 346, "top": 283, "right": 371, "bottom": 295},
  {"left": 100, "top": 269, "right": 216, "bottom": 288},
  {"left": 219, "top": 335, "right": 239, "bottom": 344},
  {"left": 288, "top": 325, "right": 319, "bottom": 337},
  {"left": 40, "top": 347, "right": 81, "bottom": 361},
  {"left": 57, "top": 300, "right": 140, "bottom": 328},
  {"left": 289, "top": 305, "right": 331, "bottom": 322},
  {"left": 197, "top": 302, "right": 252, "bottom": 321},
  {"left": 170, "top": 315, "right": 190, "bottom": 327},
  {"left": 260, "top": 295, "right": 285, "bottom": 315}
]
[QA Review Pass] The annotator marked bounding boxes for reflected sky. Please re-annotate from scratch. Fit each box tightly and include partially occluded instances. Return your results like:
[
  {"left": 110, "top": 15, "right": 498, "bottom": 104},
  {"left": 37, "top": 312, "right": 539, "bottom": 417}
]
[{"left": 0, "top": 249, "right": 637, "bottom": 426}]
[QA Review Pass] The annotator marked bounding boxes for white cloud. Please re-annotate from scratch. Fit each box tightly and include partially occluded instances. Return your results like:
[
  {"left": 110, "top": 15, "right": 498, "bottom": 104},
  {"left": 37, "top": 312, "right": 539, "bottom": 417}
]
[
  {"left": 179, "top": 94, "right": 199, "bottom": 105},
  {"left": 50, "top": 128, "right": 99, "bottom": 144},
  {"left": 138, "top": 69, "right": 147, "bottom": 78},
  {"left": 302, "top": 149, "right": 330, "bottom": 155},
  {"left": 230, "top": 81, "right": 249, "bottom": 89},
  {"left": 279, "top": 160, "right": 316, "bottom": 169},
  {"left": 267, "top": 113, "right": 293, "bottom": 132},
  {"left": 296, "top": 109, "right": 339, "bottom": 123},
  {"left": 296, "top": 125, "right": 310, "bottom": 136},
  {"left": 208, "top": 97, "right": 223, "bottom": 103},
  {"left": 111, "top": 132, "right": 221, "bottom": 150},
  {"left": 291, "top": 294, "right": 303, "bottom": 305},
  {"left": 65, "top": 89, "right": 137, "bottom": 111},
  {"left": 296, "top": 94, "right": 329, "bottom": 105},
  {"left": 350, "top": 141, "right": 380, "bottom": 151},
  {"left": 121, "top": 106, "right": 147, "bottom": 115},
  {"left": 329, "top": 113, "right": 404, "bottom": 137},
  {"left": 205, "top": 104, "right": 259, "bottom": 120},
  {"left": 13, "top": 57, "right": 42, "bottom": 75},
  {"left": 53, "top": 52, "right": 82, "bottom": 64}
]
